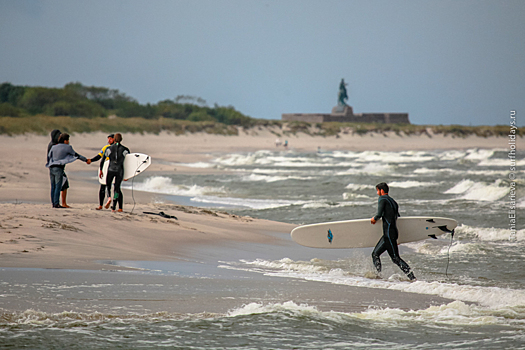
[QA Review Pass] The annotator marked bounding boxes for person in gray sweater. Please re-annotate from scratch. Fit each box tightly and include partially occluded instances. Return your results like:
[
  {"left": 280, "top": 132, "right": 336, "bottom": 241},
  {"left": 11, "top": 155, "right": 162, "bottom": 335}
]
[{"left": 46, "top": 133, "right": 90, "bottom": 208}]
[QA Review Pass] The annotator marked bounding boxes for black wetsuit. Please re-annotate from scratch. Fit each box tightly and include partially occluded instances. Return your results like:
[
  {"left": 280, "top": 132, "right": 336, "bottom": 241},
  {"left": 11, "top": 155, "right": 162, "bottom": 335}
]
[
  {"left": 372, "top": 194, "right": 414, "bottom": 279},
  {"left": 91, "top": 144, "right": 112, "bottom": 207},
  {"left": 101, "top": 143, "right": 130, "bottom": 210}
]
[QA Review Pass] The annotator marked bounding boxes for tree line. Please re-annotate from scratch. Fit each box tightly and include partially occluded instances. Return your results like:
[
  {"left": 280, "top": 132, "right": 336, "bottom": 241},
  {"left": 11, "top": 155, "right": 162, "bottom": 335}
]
[{"left": 0, "top": 82, "right": 255, "bottom": 126}]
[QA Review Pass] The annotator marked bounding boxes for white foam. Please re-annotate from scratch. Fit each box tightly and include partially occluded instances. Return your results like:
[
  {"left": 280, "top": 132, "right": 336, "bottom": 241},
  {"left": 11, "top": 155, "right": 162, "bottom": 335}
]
[
  {"left": 464, "top": 148, "right": 495, "bottom": 161},
  {"left": 176, "top": 162, "right": 213, "bottom": 168},
  {"left": 127, "top": 176, "right": 226, "bottom": 197},
  {"left": 414, "top": 167, "right": 456, "bottom": 175},
  {"left": 477, "top": 158, "right": 525, "bottom": 167},
  {"left": 459, "top": 180, "right": 509, "bottom": 201},
  {"left": 190, "top": 196, "right": 306, "bottom": 210},
  {"left": 456, "top": 224, "right": 524, "bottom": 242},
  {"left": 445, "top": 179, "right": 476, "bottom": 194},
  {"left": 353, "top": 151, "right": 436, "bottom": 164},
  {"left": 342, "top": 193, "right": 371, "bottom": 200},
  {"left": 222, "top": 258, "right": 525, "bottom": 309},
  {"left": 445, "top": 179, "right": 509, "bottom": 201},
  {"left": 357, "top": 300, "right": 499, "bottom": 325},
  {"left": 240, "top": 173, "right": 314, "bottom": 183},
  {"left": 389, "top": 181, "right": 441, "bottom": 188},
  {"left": 345, "top": 183, "right": 374, "bottom": 191}
]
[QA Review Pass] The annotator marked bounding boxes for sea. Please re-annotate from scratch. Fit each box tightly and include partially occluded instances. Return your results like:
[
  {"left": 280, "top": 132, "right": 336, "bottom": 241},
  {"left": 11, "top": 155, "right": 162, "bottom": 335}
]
[{"left": 2, "top": 147, "right": 524, "bottom": 349}]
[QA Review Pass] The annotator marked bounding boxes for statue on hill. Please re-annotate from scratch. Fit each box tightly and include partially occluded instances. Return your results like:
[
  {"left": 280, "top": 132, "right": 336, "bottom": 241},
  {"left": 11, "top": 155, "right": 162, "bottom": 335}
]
[{"left": 338, "top": 79, "right": 348, "bottom": 106}]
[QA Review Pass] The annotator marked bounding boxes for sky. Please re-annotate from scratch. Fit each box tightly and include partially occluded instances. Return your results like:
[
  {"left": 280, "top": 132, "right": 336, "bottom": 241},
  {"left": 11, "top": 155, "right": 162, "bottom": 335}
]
[{"left": 1, "top": 0, "right": 523, "bottom": 126}]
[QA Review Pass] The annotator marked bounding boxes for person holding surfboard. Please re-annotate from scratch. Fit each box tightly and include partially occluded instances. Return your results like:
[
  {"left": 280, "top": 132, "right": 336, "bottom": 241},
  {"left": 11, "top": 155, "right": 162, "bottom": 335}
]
[
  {"left": 90, "top": 134, "right": 115, "bottom": 210},
  {"left": 371, "top": 182, "right": 416, "bottom": 281},
  {"left": 100, "top": 133, "right": 130, "bottom": 213}
]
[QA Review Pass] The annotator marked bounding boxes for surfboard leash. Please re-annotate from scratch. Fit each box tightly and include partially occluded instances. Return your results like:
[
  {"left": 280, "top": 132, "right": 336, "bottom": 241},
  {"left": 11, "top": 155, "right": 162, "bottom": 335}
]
[
  {"left": 130, "top": 157, "right": 149, "bottom": 215},
  {"left": 445, "top": 229, "right": 455, "bottom": 278}
]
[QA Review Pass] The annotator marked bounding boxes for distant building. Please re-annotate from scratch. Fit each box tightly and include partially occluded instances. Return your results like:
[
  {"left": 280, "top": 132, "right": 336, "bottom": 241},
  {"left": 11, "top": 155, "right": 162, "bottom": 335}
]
[
  {"left": 282, "top": 105, "right": 410, "bottom": 124},
  {"left": 282, "top": 79, "right": 410, "bottom": 124}
]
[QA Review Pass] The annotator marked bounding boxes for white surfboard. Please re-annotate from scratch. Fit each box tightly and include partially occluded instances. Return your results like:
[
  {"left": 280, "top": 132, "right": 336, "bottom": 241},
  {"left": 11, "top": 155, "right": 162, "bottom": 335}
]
[
  {"left": 99, "top": 153, "right": 152, "bottom": 185},
  {"left": 291, "top": 216, "right": 457, "bottom": 249}
]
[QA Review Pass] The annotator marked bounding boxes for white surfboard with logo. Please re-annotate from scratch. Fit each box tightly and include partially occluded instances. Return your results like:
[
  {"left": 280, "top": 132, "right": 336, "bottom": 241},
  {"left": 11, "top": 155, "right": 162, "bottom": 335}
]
[
  {"left": 99, "top": 153, "right": 151, "bottom": 185},
  {"left": 291, "top": 216, "right": 457, "bottom": 249}
]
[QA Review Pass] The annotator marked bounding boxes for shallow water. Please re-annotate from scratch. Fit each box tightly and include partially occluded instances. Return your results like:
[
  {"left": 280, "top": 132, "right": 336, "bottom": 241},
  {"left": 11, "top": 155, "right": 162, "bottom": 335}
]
[{"left": 2, "top": 147, "right": 524, "bottom": 348}]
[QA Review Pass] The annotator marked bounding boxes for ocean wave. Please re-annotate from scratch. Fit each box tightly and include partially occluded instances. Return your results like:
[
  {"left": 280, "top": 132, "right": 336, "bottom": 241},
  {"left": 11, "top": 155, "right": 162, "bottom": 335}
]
[
  {"left": 413, "top": 167, "right": 456, "bottom": 175},
  {"left": 1, "top": 300, "right": 507, "bottom": 329},
  {"left": 176, "top": 161, "right": 213, "bottom": 168},
  {"left": 444, "top": 179, "right": 476, "bottom": 194},
  {"left": 222, "top": 258, "right": 525, "bottom": 309},
  {"left": 345, "top": 183, "right": 374, "bottom": 191},
  {"left": 335, "top": 163, "right": 395, "bottom": 176},
  {"left": 190, "top": 196, "right": 307, "bottom": 210},
  {"left": 240, "top": 173, "right": 315, "bottom": 183},
  {"left": 478, "top": 158, "right": 525, "bottom": 167},
  {"left": 464, "top": 148, "right": 496, "bottom": 161},
  {"left": 227, "top": 300, "right": 502, "bottom": 326},
  {"left": 125, "top": 176, "right": 227, "bottom": 197},
  {"left": 212, "top": 151, "right": 356, "bottom": 168},
  {"left": 351, "top": 150, "right": 437, "bottom": 164},
  {"left": 445, "top": 179, "right": 509, "bottom": 201},
  {"left": 455, "top": 224, "right": 524, "bottom": 242},
  {"left": 389, "top": 180, "right": 441, "bottom": 188}
]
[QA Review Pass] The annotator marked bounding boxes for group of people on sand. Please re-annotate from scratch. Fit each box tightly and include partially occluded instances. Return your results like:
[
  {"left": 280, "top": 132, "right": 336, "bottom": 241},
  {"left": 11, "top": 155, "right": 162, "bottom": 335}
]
[{"left": 45, "top": 131, "right": 130, "bottom": 213}]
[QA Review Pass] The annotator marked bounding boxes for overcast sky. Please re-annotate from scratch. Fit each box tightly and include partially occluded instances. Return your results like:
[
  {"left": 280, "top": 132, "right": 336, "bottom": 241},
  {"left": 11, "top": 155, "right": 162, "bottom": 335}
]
[{"left": 1, "top": 0, "right": 523, "bottom": 125}]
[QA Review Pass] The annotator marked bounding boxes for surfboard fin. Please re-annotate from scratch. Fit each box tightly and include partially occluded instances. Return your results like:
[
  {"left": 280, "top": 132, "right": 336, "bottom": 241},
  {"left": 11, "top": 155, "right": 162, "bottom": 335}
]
[
  {"left": 426, "top": 219, "right": 436, "bottom": 223},
  {"left": 428, "top": 234, "right": 437, "bottom": 239},
  {"left": 436, "top": 225, "right": 455, "bottom": 239}
]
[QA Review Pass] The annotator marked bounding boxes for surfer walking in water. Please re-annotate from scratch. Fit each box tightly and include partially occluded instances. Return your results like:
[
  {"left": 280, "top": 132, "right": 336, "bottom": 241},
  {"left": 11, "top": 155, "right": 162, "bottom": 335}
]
[
  {"left": 100, "top": 133, "right": 129, "bottom": 213},
  {"left": 371, "top": 182, "right": 416, "bottom": 281},
  {"left": 90, "top": 134, "right": 115, "bottom": 210}
]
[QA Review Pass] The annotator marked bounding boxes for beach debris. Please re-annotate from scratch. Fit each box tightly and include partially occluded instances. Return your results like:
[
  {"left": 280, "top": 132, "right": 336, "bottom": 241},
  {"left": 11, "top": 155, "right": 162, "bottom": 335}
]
[{"left": 143, "top": 211, "right": 178, "bottom": 220}]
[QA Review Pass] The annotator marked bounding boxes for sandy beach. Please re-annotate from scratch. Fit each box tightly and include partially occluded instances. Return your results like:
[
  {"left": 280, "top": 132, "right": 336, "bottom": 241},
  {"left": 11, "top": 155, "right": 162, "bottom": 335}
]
[{"left": 0, "top": 130, "right": 513, "bottom": 314}]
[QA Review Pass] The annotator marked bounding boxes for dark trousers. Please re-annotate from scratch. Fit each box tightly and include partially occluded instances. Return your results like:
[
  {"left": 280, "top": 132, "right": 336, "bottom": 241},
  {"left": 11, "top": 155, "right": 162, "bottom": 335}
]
[
  {"left": 49, "top": 167, "right": 64, "bottom": 207},
  {"left": 106, "top": 170, "right": 123, "bottom": 210},
  {"left": 372, "top": 219, "right": 411, "bottom": 275},
  {"left": 99, "top": 184, "right": 107, "bottom": 206}
]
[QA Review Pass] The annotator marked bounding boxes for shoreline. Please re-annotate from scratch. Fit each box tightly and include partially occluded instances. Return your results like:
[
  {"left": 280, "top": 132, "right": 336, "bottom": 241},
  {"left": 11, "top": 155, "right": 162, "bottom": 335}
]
[{"left": 0, "top": 131, "right": 511, "bottom": 314}]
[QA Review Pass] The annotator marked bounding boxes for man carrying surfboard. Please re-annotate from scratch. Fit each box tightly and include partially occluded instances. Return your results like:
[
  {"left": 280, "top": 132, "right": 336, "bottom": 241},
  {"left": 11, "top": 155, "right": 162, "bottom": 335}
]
[
  {"left": 100, "top": 133, "right": 130, "bottom": 213},
  {"left": 371, "top": 182, "right": 416, "bottom": 281},
  {"left": 89, "top": 134, "right": 115, "bottom": 210}
]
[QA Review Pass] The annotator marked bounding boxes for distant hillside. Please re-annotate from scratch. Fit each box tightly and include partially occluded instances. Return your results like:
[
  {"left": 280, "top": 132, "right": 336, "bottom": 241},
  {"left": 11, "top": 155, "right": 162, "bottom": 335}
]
[
  {"left": 0, "top": 82, "right": 254, "bottom": 126},
  {"left": 0, "top": 82, "right": 520, "bottom": 138}
]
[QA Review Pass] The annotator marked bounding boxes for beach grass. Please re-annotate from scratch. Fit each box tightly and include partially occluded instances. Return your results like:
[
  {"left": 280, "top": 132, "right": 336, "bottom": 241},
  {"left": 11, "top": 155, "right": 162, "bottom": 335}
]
[{"left": 0, "top": 115, "right": 519, "bottom": 138}]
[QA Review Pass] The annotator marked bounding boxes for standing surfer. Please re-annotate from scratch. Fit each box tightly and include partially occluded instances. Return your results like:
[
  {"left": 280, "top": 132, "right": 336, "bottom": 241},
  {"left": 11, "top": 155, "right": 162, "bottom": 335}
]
[
  {"left": 89, "top": 134, "right": 115, "bottom": 210},
  {"left": 371, "top": 182, "right": 416, "bottom": 281},
  {"left": 100, "top": 133, "right": 129, "bottom": 212}
]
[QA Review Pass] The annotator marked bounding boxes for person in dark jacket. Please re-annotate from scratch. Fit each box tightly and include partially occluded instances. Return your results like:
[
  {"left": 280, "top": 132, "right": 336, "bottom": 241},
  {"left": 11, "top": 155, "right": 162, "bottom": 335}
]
[
  {"left": 100, "top": 133, "right": 129, "bottom": 212},
  {"left": 46, "top": 133, "right": 90, "bottom": 208},
  {"left": 47, "top": 129, "right": 70, "bottom": 207},
  {"left": 371, "top": 182, "right": 416, "bottom": 281}
]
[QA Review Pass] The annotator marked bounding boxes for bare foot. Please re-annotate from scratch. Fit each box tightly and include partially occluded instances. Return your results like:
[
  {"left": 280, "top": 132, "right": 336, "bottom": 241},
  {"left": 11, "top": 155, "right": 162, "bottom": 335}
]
[
  {"left": 117, "top": 209, "right": 123, "bottom": 212},
  {"left": 61, "top": 204, "right": 71, "bottom": 208},
  {"left": 104, "top": 198, "right": 111, "bottom": 209},
  {"left": 95, "top": 206, "right": 103, "bottom": 210}
]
